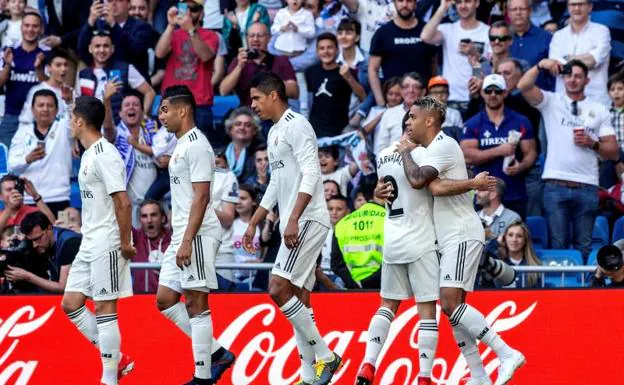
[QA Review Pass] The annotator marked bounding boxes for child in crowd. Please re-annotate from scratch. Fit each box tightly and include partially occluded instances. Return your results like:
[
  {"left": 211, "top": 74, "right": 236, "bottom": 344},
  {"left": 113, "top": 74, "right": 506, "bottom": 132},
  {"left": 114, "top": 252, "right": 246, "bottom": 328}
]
[
  {"left": 361, "top": 77, "right": 403, "bottom": 137},
  {"left": 244, "top": 143, "right": 269, "bottom": 202},
  {"left": 323, "top": 179, "right": 340, "bottom": 201},
  {"left": 1, "top": 0, "right": 25, "bottom": 48},
  {"left": 271, "top": 0, "right": 315, "bottom": 55},
  {"left": 319, "top": 145, "right": 357, "bottom": 197},
  {"left": 231, "top": 184, "right": 262, "bottom": 289}
]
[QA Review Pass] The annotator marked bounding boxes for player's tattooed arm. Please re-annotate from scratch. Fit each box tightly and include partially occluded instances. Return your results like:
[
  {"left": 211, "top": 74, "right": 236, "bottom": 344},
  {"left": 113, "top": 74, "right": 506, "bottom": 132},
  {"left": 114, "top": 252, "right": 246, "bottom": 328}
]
[
  {"left": 399, "top": 148, "right": 439, "bottom": 189},
  {"left": 428, "top": 171, "right": 497, "bottom": 197}
]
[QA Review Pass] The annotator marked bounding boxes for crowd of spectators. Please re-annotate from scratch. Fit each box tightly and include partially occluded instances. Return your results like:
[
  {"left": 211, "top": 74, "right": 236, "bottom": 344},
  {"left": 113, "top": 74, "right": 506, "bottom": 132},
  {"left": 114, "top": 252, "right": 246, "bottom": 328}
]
[{"left": 0, "top": 0, "right": 623, "bottom": 293}]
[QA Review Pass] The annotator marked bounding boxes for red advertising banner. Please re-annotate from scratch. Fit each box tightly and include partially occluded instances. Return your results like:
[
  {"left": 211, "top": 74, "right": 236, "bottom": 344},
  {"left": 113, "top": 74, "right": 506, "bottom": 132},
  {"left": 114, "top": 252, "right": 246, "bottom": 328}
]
[{"left": 1, "top": 290, "right": 623, "bottom": 385}]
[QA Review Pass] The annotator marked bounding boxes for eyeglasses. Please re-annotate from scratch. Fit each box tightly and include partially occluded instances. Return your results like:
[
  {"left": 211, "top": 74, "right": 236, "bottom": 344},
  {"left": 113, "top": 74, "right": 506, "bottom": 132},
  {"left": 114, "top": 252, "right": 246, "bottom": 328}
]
[
  {"left": 484, "top": 88, "right": 504, "bottom": 95},
  {"left": 489, "top": 35, "right": 511, "bottom": 42}
]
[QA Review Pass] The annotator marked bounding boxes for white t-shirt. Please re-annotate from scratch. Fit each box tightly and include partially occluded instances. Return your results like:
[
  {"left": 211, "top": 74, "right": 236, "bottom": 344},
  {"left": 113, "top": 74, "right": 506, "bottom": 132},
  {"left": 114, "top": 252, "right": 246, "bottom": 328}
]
[
  {"left": 231, "top": 218, "right": 260, "bottom": 280},
  {"left": 375, "top": 103, "right": 407, "bottom": 157},
  {"left": 203, "top": 0, "right": 224, "bottom": 29},
  {"left": 19, "top": 82, "right": 67, "bottom": 125},
  {"left": 91, "top": 65, "right": 145, "bottom": 101},
  {"left": 437, "top": 21, "right": 491, "bottom": 102},
  {"left": 212, "top": 169, "right": 240, "bottom": 257},
  {"left": 356, "top": 0, "right": 395, "bottom": 53},
  {"left": 2, "top": 20, "right": 21, "bottom": 48},
  {"left": 78, "top": 138, "right": 127, "bottom": 261},
  {"left": 260, "top": 109, "right": 330, "bottom": 232},
  {"left": 127, "top": 135, "right": 157, "bottom": 204},
  {"left": 420, "top": 131, "right": 485, "bottom": 247},
  {"left": 320, "top": 227, "right": 333, "bottom": 272},
  {"left": 322, "top": 166, "right": 352, "bottom": 197},
  {"left": 271, "top": 7, "right": 316, "bottom": 53},
  {"left": 535, "top": 91, "right": 615, "bottom": 186},
  {"left": 169, "top": 127, "right": 222, "bottom": 245},
  {"left": 376, "top": 144, "right": 437, "bottom": 263},
  {"left": 443, "top": 106, "right": 463, "bottom": 128}
]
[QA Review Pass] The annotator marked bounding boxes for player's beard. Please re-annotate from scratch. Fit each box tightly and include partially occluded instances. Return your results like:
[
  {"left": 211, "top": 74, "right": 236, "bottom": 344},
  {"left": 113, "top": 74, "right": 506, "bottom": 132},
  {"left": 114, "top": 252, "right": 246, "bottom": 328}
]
[{"left": 397, "top": 8, "right": 414, "bottom": 20}]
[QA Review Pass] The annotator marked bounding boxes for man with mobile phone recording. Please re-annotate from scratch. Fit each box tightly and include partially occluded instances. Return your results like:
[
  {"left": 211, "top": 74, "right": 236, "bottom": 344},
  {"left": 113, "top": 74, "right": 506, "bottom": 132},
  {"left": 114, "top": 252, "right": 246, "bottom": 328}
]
[{"left": 460, "top": 74, "right": 537, "bottom": 219}]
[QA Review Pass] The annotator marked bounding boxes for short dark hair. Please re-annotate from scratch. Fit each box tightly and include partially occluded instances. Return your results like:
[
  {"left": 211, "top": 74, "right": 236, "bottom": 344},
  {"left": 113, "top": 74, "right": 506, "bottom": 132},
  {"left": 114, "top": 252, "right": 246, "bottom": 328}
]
[
  {"left": 0, "top": 174, "right": 19, "bottom": 193},
  {"left": 353, "top": 185, "right": 374, "bottom": 202},
  {"left": 328, "top": 194, "right": 349, "bottom": 204},
  {"left": 494, "top": 178, "right": 506, "bottom": 199},
  {"left": 337, "top": 18, "right": 361, "bottom": 36},
  {"left": 21, "top": 211, "right": 52, "bottom": 235},
  {"left": 323, "top": 179, "right": 340, "bottom": 191},
  {"left": 567, "top": 59, "right": 589, "bottom": 77},
  {"left": 238, "top": 184, "right": 258, "bottom": 203},
  {"left": 122, "top": 90, "right": 144, "bottom": 108},
  {"left": 402, "top": 111, "right": 410, "bottom": 133},
  {"left": 163, "top": 85, "right": 196, "bottom": 118},
  {"left": 32, "top": 89, "right": 59, "bottom": 108},
  {"left": 73, "top": 96, "right": 106, "bottom": 130},
  {"left": 139, "top": 199, "right": 165, "bottom": 216},
  {"left": 255, "top": 143, "right": 268, "bottom": 153},
  {"left": 249, "top": 72, "right": 287, "bottom": 102},
  {"left": 401, "top": 72, "right": 423, "bottom": 87},
  {"left": 23, "top": 11, "right": 42, "bottom": 24},
  {"left": 316, "top": 32, "right": 338, "bottom": 48},
  {"left": 45, "top": 49, "right": 70, "bottom": 67},
  {"left": 597, "top": 245, "right": 624, "bottom": 272},
  {"left": 490, "top": 20, "right": 509, "bottom": 30},
  {"left": 608, "top": 72, "right": 624, "bottom": 90},
  {"left": 318, "top": 145, "right": 339, "bottom": 160},
  {"left": 383, "top": 77, "right": 402, "bottom": 97}
]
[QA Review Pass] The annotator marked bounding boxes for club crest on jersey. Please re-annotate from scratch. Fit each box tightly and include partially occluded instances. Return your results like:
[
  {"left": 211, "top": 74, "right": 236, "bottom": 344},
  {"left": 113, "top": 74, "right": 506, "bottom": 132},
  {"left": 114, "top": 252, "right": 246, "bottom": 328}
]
[
  {"left": 82, "top": 165, "right": 88, "bottom": 176},
  {"left": 274, "top": 135, "right": 279, "bottom": 146}
]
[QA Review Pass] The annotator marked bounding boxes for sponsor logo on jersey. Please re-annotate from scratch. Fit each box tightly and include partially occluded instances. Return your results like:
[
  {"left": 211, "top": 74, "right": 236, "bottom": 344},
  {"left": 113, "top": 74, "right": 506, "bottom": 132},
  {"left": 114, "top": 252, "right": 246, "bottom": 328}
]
[
  {"left": 270, "top": 160, "right": 285, "bottom": 171},
  {"left": 393, "top": 37, "right": 422, "bottom": 45},
  {"left": 444, "top": 274, "right": 452, "bottom": 281},
  {"left": 376, "top": 152, "right": 402, "bottom": 168},
  {"left": 99, "top": 288, "right": 108, "bottom": 295},
  {"left": 187, "top": 275, "right": 195, "bottom": 281},
  {"left": 80, "top": 190, "right": 94, "bottom": 199}
]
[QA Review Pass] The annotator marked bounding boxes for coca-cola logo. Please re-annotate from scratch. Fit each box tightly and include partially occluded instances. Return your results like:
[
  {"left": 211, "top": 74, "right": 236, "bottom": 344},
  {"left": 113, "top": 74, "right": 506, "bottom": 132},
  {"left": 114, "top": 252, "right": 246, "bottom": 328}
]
[
  {"left": 0, "top": 306, "right": 55, "bottom": 385},
  {"left": 218, "top": 300, "right": 537, "bottom": 385}
]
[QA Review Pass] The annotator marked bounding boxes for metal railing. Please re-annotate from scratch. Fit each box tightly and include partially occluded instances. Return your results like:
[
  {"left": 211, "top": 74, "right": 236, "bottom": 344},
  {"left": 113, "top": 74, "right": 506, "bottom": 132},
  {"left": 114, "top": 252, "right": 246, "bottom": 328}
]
[{"left": 130, "top": 263, "right": 598, "bottom": 290}]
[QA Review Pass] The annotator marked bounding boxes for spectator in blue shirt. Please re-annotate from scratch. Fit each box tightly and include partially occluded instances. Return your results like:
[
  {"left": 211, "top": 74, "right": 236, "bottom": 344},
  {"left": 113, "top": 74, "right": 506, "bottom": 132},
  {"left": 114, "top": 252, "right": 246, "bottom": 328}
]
[
  {"left": 461, "top": 74, "right": 537, "bottom": 218},
  {"left": 507, "top": 0, "right": 553, "bottom": 90},
  {"left": 0, "top": 12, "right": 46, "bottom": 147}
]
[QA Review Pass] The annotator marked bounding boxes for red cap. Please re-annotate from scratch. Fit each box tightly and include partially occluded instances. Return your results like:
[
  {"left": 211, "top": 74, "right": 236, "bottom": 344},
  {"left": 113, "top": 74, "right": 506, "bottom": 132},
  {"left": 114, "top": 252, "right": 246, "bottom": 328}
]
[{"left": 427, "top": 76, "right": 449, "bottom": 89}]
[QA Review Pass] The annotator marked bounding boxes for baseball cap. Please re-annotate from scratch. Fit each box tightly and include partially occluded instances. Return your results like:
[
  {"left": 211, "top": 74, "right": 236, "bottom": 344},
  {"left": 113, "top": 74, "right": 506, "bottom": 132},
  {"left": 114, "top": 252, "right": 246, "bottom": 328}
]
[
  {"left": 482, "top": 74, "right": 507, "bottom": 91},
  {"left": 427, "top": 76, "right": 449, "bottom": 89},
  {"left": 597, "top": 244, "right": 624, "bottom": 272}
]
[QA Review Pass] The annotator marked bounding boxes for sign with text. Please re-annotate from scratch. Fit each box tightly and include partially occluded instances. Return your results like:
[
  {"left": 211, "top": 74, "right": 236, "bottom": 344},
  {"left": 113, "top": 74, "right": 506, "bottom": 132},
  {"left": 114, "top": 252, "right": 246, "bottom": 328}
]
[{"left": 1, "top": 291, "right": 622, "bottom": 385}]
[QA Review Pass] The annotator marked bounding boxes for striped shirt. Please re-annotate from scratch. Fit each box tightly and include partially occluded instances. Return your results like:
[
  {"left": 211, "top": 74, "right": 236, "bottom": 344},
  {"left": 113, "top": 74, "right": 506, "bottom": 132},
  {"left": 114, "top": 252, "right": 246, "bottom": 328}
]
[{"left": 611, "top": 105, "right": 624, "bottom": 151}]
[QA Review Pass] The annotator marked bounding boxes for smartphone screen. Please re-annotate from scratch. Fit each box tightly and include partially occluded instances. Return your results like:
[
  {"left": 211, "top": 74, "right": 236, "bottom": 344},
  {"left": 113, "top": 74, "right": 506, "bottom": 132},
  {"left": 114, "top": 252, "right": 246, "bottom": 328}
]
[
  {"left": 177, "top": 2, "right": 188, "bottom": 16},
  {"left": 109, "top": 69, "right": 121, "bottom": 81}
]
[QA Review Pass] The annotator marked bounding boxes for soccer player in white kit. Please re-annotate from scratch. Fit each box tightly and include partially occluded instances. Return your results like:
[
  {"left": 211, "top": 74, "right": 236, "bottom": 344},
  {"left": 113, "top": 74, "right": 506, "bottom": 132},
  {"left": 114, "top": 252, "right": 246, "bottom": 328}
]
[
  {"left": 356, "top": 113, "right": 496, "bottom": 385},
  {"left": 154, "top": 86, "right": 223, "bottom": 385},
  {"left": 61, "top": 96, "right": 136, "bottom": 385},
  {"left": 242, "top": 73, "right": 341, "bottom": 385},
  {"left": 397, "top": 97, "right": 525, "bottom": 385}
]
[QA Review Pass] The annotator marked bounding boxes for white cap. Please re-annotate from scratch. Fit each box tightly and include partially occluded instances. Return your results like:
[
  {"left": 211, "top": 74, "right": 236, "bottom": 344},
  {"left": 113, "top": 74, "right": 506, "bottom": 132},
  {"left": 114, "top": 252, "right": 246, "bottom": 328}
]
[{"left": 482, "top": 74, "right": 507, "bottom": 91}]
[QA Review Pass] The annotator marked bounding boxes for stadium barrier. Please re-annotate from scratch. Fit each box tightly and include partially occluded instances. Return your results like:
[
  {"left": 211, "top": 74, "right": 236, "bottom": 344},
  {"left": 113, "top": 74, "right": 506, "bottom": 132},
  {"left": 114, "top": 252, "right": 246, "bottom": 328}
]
[{"left": 1, "top": 290, "right": 622, "bottom": 385}]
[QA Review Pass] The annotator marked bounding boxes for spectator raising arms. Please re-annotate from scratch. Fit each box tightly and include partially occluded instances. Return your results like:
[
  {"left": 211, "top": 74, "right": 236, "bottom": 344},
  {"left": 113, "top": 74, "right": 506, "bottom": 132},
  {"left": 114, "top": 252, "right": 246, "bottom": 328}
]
[{"left": 155, "top": 1, "right": 221, "bottom": 145}]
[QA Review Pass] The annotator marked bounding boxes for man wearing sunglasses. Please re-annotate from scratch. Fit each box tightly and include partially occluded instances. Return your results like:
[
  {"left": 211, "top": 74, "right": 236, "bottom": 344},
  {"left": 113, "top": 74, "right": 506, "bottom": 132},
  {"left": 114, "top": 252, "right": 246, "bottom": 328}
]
[
  {"left": 461, "top": 74, "right": 537, "bottom": 219},
  {"left": 488, "top": 21, "right": 512, "bottom": 72}
]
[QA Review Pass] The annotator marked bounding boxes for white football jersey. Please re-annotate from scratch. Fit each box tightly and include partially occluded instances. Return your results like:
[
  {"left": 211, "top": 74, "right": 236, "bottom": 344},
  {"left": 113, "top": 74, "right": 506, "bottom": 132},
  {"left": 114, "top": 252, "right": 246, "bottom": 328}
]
[
  {"left": 376, "top": 145, "right": 437, "bottom": 263},
  {"left": 211, "top": 168, "right": 239, "bottom": 257},
  {"left": 420, "top": 132, "right": 485, "bottom": 247},
  {"left": 259, "top": 109, "right": 330, "bottom": 232},
  {"left": 78, "top": 138, "right": 126, "bottom": 261},
  {"left": 168, "top": 128, "right": 222, "bottom": 245}
]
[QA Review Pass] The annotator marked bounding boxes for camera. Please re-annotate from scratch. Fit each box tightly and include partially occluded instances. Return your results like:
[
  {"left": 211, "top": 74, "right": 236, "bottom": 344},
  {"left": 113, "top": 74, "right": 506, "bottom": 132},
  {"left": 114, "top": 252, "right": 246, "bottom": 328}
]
[
  {"left": 0, "top": 238, "right": 30, "bottom": 277},
  {"left": 247, "top": 49, "right": 260, "bottom": 60},
  {"left": 479, "top": 249, "right": 517, "bottom": 287},
  {"left": 560, "top": 63, "right": 573, "bottom": 75}
]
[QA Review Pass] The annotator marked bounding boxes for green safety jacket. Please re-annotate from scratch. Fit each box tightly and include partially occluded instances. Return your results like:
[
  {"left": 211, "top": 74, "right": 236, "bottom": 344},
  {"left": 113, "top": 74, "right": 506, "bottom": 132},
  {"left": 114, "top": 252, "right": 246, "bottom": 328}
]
[{"left": 334, "top": 203, "right": 385, "bottom": 282}]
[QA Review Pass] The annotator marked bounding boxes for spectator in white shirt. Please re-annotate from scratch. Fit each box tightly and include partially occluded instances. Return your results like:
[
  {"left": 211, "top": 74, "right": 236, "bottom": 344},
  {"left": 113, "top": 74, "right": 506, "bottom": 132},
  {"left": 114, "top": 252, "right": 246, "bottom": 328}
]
[
  {"left": 341, "top": 0, "right": 395, "bottom": 54},
  {"left": 374, "top": 72, "right": 424, "bottom": 156},
  {"left": 518, "top": 58, "right": 618, "bottom": 261},
  {"left": 0, "top": 0, "right": 25, "bottom": 48},
  {"left": 8, "top": 89, "right": 73, "bottom": 214},
  {"left": 548, "top": 0, "right": 611, "bottom": 105},
  {"left": 319, "top": 145, "right": 357, "bottom": 197},
  {"left": 421, "top": 0, "right": 491, "bottom": 115},
  {"left": 271, "top": 0, "right": 316, "bottom": 55},
  {"left": 360, "top": 77, "right": 403, "bottom": 140},
  {"left": 20, "top": 49, "right": 72, "bottom": 125}
]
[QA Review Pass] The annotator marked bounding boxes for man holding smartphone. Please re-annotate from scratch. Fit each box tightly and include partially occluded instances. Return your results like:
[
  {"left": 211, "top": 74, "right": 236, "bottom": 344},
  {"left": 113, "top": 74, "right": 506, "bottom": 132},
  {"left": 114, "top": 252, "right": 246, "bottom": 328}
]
[{"left": 460, "top": 74, "right": 537, "bottom": 219}]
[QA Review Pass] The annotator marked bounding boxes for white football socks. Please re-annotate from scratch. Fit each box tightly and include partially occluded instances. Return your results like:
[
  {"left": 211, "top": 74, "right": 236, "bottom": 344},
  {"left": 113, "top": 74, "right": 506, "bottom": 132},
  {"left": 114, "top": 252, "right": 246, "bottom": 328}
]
[
  {"left": 190, "top": 310, "right": 213, "bottom": 380},
  {"left": 363, "top": 307, "right": 394, "bottom": 366},
  {"left": 450, "top": 303, "right": 513, "bottom": 359},
  {"left": 452, "top": 324, "right": 487, "bottom": 379},
  {"left": 96, "top": 313, "right": 121, "bottom": 385},
  {"left": 280, "top": 297, "right": 333, "bottom": 362},
  {"left": 418, "top": 319, "right": 439, "bottom": 378},
  {"left": 294, "top": 308, "right": 317, "bottom": 383},
  {"left": 161, "top": 301, "right": 192, "bottom": 337},
  {"left": 67, "top": 305, "right": 99, "bottom": 346}
]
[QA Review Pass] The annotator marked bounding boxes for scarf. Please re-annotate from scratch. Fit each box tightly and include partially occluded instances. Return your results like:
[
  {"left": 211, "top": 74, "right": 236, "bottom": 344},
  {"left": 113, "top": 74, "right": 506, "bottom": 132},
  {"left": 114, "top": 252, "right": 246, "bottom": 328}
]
[
  {"left": 226, "top": 142, "right": 247, "bottom": 177},
  {"left": 115, "top": 119, "right": 159, "bottom": 184}
]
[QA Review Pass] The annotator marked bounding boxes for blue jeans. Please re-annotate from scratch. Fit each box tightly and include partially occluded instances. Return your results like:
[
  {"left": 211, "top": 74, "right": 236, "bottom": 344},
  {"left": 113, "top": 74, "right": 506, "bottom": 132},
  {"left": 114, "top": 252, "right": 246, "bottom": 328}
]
[
  {"left": 542, "top": 181, "right": 598, "bottom": 261},
  {"left": 525, "top": 163, "right": 544, "bottom": 217},
  {"left": 0, "top": 114, "right": 19, "bottom": 148}
]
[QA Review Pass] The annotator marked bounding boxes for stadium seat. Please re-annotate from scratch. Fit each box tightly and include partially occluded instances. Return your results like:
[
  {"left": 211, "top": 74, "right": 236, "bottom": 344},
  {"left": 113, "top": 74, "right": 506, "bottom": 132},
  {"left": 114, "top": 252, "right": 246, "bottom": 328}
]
[
  {"left": 612, "top": 216, "right": 624, "bottom": 243},
  {"left": 526, "top": 216, "right": 548, "bottom": 249},
  {"left": 213, "top": 95, "right": 240, "bottom": 125},
  {"left": 0, "top": 143, "right": 8, "bottom": 176},
  {"left": 592, "top": 216, "right": 610, "bottom": 250},
  {"left": 70, "top": 181, "right": 82, "bottom": 209},
  {"left": 537, "top": 249, "right": 584, "bottom": 288},
  {"left": 587, "top": 249, "right": 598, "bottom": 266}
]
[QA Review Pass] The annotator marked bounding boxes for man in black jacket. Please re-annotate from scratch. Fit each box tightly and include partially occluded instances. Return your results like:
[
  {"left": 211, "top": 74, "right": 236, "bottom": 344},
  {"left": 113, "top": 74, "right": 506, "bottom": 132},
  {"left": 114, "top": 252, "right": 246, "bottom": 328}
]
[
  {"left": 77, "top": 0, "right": 155, "bottom": 80},
  {"left": 40, "top": 0, "right": 93, "bottom": 51}
]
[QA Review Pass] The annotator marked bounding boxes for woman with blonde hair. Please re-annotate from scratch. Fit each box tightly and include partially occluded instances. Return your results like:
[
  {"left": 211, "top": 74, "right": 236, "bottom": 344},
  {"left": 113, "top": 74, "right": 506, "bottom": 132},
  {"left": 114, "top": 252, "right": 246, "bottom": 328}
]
[
  {"left": 495, "top": 220, "right": 543, "bottom": 288},
  {"left": 224, "top": 106, "right": 264, "bottom": 181}
]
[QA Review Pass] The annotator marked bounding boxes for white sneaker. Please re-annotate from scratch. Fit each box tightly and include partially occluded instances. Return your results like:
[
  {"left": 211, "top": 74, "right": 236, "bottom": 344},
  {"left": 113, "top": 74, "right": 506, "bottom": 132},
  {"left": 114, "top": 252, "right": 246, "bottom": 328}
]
[
  {"left": 464, "top": 377, "right": 493, "bottom": 385},
  {"left": 495, "top": 349, "right": 526, "bottom": 385}
]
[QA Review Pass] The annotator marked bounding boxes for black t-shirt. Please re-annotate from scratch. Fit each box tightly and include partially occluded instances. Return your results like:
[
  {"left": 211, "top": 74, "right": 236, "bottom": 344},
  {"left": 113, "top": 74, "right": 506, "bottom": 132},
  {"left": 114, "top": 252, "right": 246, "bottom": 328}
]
[
  {"left": 369, "top": 20, "right": 436, "bottom": 83},
  {"left": 305, "top": 64, "right": 355, "bottom": 138}
]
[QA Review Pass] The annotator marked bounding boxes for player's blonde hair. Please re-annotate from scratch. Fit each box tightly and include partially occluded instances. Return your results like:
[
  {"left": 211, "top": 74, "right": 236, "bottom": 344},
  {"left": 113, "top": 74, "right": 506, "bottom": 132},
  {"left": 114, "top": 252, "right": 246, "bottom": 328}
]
[{"left": 413, "top": 96, "right": 446, "bottom": 125}]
